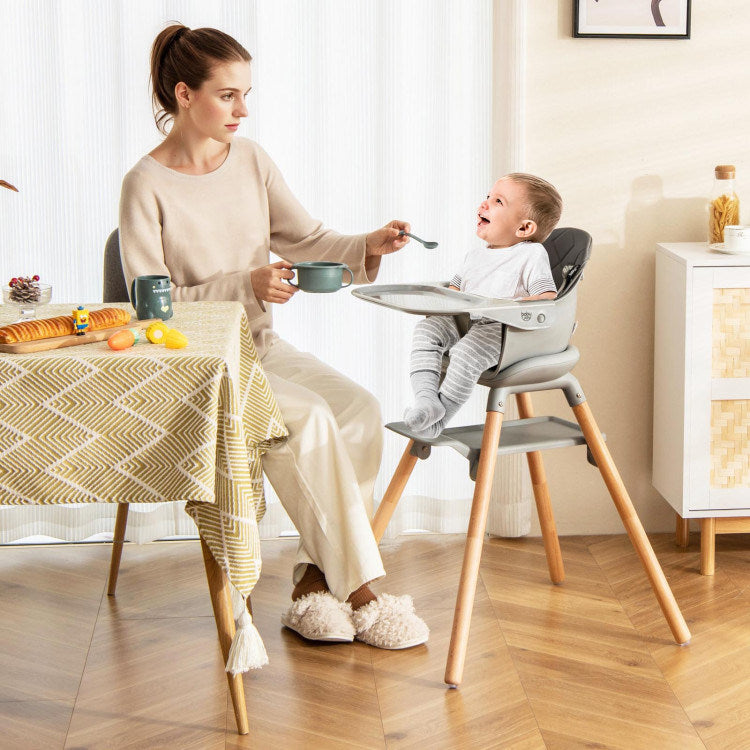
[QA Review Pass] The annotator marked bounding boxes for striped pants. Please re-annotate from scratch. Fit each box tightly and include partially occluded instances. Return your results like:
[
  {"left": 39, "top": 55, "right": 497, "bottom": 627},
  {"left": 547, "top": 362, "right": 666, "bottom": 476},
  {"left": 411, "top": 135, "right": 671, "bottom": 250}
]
[{"left": 410, "top": 316, "right": 505, "bottom": 403}]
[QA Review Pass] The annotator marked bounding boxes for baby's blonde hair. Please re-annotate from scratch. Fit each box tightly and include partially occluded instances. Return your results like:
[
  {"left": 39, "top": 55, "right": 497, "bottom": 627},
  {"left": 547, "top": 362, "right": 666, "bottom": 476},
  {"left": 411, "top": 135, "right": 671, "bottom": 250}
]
[{"left": 504, "top": 173, "right": 562, "bottom": 242}]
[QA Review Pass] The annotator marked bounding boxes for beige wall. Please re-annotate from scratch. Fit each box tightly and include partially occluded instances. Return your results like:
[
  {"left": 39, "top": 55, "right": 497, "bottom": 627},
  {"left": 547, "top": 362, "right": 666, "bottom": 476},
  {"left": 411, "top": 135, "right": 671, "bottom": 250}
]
[{"left": 495, "top": 1, "right": 750, "bottom": 534}]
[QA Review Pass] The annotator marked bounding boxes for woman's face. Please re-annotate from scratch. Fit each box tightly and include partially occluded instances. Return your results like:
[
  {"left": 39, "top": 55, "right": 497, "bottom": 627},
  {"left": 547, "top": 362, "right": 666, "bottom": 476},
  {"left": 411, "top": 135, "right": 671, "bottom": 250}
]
[{"left": 182, "top": 60, "right": 252, "bottom": 143}]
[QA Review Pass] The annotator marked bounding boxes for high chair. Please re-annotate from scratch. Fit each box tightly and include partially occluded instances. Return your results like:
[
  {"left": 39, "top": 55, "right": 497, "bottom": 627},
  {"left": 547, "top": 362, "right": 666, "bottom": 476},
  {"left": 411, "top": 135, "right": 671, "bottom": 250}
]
[{"left": 353, "top": 227, "right": 691, "bottom": 688}]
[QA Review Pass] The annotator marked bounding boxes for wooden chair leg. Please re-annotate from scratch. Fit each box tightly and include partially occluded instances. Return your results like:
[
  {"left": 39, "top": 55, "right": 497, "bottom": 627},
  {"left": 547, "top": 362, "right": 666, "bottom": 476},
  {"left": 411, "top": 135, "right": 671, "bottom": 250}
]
[
  {"left": 201, "top": 537, "right": 249, "bottom": 735},
  {"left": 515, "top": 392, "right": 564, "bottom": 584},
  {"left": 107, "top": 502, "right": 129, "bottom": 596},
  {"left": 371, "top": 440, "right": 418, "bottom": 543},
  {"left": 675, "top": 513, "right": 690, "bottom": 549},
  {"left": 700, "top": 517, "right": 716, "bottom": 575},
  {"left": 445, "top": 410, "right": 504, "bottom": 687},
  {"left": 572, "top": 401, "right": 691, "bottom": 645}
]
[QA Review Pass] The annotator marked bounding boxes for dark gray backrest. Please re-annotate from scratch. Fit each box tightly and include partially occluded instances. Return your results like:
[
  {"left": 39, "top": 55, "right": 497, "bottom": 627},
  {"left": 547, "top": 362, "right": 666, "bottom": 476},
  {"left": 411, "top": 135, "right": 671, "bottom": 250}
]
[
  {"left": 103, "top": 229, "right": 129, "bottom": 303},
  {"left": 542, "top": 227, "right": 592, "bottom": 298}
]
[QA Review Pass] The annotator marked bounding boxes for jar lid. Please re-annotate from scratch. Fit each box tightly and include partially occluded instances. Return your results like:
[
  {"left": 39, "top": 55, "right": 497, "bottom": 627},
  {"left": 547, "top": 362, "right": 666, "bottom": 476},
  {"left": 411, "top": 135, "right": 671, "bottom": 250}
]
[{"left": 716, "top": 165, "right": 736, "bottom": 179}]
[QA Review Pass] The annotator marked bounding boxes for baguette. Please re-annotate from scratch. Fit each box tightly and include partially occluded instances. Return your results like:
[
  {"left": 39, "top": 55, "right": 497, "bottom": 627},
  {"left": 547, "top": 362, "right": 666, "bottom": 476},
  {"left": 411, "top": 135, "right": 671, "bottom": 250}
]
[
  {"left": 89, "top": 308, "right": 131, "bottom": 331},
  {"left": 0, "top": 307, "right": 131, "bottom": 345}
]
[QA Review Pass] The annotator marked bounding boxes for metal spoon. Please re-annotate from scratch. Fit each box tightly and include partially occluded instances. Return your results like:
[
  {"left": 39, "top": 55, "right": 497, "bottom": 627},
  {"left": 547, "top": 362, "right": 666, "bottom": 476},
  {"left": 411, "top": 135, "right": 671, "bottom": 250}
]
[{"left": 398, "top": 230, "right": 438, "bottom": 249}]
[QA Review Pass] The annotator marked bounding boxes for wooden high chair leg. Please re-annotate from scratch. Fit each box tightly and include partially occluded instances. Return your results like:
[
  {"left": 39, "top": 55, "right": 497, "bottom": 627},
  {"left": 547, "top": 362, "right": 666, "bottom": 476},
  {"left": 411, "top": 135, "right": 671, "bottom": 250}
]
[
  {"left": 201, "top": 537, "right": 249, "bottom": 735},
  {"left": 445, "top": 410, "right": 504, "bottom": 687},
  {"left": 515, "top": 392, "right": 565, "bottom": 584},
  {"left": 571, "top": 401, "right": 691, "bottom": 645},
  {"left": 107, "top": 502, "right": 129, "bottom": 596},
  {"left": 371, "top": 440, "right": 418, "bottom": 543}
]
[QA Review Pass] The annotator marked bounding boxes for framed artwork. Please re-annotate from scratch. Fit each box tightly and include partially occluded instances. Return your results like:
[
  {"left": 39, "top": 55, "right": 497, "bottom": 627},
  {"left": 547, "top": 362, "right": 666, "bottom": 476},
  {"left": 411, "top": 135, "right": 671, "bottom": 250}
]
[{"left": 574, "top": 0, "right": 691, "bottom": 39}]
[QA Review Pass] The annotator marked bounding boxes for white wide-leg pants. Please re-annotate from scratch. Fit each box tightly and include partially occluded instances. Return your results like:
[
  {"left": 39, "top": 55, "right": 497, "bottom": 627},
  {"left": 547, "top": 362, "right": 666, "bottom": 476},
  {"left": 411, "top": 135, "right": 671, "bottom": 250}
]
[{"left": 260, "top": 338, "right": 386, "bottom": 601}]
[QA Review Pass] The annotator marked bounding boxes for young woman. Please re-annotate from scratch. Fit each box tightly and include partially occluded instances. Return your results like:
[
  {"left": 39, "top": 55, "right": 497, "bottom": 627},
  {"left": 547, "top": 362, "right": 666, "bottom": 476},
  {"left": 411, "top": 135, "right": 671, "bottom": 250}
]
[{"left": 120, "top": 24, "right": 428, "bottom": 649}]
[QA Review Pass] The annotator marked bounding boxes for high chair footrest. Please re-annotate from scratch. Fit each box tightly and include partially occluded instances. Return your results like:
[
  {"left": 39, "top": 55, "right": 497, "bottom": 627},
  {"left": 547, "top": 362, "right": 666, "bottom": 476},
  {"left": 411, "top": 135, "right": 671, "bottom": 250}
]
[{"left": 386, "top": 416, "right": 603, "bottom": 461}]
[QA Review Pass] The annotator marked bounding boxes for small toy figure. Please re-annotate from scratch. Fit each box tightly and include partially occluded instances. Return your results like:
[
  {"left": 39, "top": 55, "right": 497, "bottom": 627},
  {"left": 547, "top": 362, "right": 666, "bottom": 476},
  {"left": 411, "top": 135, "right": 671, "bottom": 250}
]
[{"left": 72, "top": 306, "right": 90, "bottom": 336}]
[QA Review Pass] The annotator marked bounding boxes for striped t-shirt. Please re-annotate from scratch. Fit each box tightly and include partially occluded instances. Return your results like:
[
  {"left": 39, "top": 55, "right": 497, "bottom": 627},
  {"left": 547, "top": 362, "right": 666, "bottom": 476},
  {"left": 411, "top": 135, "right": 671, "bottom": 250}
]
[{"left": 450, "top": 241, "right": 557, "bottom": 300}]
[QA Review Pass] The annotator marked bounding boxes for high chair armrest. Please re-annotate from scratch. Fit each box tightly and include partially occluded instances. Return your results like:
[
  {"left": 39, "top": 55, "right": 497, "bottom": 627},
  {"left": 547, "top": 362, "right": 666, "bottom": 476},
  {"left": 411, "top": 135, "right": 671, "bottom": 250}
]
[
  {"left": 479, "top": 299, "right": 556, "bottom": 329},
  {"left": 427, "top": 282, "right": 557, "bottom": 329}
]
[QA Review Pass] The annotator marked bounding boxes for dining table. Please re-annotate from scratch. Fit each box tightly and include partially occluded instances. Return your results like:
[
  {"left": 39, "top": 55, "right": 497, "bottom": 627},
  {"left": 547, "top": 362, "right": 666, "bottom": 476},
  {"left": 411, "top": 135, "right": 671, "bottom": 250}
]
[{"left": 0, "top": 300, "right": 288, "bottom": 734}]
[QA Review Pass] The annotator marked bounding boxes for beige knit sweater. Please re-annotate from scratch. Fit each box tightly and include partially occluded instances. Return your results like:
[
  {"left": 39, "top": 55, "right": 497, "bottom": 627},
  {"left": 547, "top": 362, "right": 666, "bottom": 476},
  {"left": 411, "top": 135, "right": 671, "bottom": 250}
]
[{"left": 119, "top": 137, "right": 378, "bottom": 357}]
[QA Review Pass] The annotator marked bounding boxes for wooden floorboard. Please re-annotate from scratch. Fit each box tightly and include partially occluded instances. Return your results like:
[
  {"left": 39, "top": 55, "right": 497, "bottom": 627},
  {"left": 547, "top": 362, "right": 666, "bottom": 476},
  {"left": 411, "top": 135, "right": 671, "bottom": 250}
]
[{"left": 2, "top": 533, "right": 750, "bottom": 748}]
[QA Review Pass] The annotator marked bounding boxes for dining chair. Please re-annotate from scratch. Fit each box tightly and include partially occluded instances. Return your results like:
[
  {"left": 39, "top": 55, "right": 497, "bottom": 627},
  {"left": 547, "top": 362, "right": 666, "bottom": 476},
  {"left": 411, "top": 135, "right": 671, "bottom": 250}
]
[
  {"left": 102, "top": 229, "right": 250, "bottom": 734},
  {"left": 102, "top": 229, "right": 136, "bottom": 598},
  {"left": 360, "top": 227, "right": 692, "bottom": 687},
  {"left": 103, "top": 229, "right": 128, "bottom": 307}
]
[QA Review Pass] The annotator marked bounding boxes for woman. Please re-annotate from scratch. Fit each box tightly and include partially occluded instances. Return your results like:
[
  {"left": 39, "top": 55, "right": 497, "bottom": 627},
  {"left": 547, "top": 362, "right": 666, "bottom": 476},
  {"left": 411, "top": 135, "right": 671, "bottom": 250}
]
[{"left": 120, "top": 24, "right": 428, "bottom": 649}]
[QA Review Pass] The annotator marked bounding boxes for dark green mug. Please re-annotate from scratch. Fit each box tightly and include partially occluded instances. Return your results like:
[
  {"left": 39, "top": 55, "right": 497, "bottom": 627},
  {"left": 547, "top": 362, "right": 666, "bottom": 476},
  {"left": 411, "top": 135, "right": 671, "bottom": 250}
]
[
  {"left": 130, "top": 275, "right": 173, "bottom": 321},
  {"left": 287, "top": 262, "right": 353, "bottom": 293}
]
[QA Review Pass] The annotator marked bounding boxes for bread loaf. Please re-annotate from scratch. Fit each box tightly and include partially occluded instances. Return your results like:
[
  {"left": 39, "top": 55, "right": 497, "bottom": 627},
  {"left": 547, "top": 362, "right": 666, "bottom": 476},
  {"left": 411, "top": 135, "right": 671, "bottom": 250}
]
[
  {"left": 89, "top": 308, "right": 131, "bottom": 331},
  {"left": 0, "top": 307, "right": 131, "bottom": 345}
]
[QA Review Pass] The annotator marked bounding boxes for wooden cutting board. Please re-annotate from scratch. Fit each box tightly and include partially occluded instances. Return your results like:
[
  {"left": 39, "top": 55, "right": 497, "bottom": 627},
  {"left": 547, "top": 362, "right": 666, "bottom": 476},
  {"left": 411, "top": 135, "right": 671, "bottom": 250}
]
[{"left": 0, "top": 318, "right": 161, "bottom": 354}]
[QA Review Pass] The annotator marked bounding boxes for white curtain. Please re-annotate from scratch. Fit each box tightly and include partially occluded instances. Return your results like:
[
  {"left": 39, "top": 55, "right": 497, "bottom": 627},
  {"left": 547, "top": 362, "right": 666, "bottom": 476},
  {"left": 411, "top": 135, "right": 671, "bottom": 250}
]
[{"left": 0, "top": 0, "right": 530, "bottom": 545}]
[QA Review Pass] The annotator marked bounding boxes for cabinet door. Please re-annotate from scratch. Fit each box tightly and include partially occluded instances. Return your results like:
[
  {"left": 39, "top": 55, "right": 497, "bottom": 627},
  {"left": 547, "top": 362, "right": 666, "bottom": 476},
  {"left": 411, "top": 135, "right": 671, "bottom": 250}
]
[{"left": 690, "top": 267, "right": 750, "bottom": 510}]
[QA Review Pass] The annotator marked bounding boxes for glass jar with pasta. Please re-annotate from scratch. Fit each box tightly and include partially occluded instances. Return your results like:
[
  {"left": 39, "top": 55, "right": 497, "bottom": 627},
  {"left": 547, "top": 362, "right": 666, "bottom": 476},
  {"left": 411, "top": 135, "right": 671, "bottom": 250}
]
[{"left": 709, "top": 165, "right": 740, "bottom": 245}]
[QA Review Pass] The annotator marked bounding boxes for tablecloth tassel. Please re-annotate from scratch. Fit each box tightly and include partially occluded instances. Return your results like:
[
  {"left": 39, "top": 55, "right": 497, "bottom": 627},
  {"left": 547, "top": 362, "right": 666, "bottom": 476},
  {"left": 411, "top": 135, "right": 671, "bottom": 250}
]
[{"left": 226, "top": 587, "right": 269, "bottom": 675}]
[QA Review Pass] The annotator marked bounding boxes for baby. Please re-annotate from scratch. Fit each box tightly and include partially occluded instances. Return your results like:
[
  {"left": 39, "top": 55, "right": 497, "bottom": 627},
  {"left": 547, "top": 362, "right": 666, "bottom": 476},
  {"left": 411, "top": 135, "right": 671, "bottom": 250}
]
[{"left": 404, "top": 173, "right": 562, "bottom": 438}]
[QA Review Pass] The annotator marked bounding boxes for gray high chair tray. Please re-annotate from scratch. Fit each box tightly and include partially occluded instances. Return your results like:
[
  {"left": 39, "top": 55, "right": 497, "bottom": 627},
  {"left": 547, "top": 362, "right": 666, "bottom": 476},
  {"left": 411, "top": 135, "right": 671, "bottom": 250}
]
[{"left": 352, "top": 284, "right": 556, "bottom": 330}]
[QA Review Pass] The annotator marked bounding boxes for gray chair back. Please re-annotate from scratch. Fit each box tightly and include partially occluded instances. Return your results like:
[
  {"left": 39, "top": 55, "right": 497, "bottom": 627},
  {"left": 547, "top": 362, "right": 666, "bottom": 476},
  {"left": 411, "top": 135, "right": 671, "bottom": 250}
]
[{"left": 103, "top": 229, "right": 129, "bottom": 303}]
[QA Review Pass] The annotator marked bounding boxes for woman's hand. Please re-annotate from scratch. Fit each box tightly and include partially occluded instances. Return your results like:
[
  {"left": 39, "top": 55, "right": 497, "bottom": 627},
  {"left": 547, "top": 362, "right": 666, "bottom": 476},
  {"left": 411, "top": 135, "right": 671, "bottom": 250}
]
[
  {"left": 365, "top": 219, "right": 411, "bottom": 256},
  {"left": 251, "top": 261, "right": 299, "bottom": 304}
]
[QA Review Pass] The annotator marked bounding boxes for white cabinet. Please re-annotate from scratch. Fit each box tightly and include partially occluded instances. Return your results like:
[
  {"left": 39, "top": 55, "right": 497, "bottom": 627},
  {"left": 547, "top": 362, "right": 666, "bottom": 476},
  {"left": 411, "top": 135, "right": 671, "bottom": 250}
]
[{"left": 653, "top": 242, "right": 750, "bottom": 572}]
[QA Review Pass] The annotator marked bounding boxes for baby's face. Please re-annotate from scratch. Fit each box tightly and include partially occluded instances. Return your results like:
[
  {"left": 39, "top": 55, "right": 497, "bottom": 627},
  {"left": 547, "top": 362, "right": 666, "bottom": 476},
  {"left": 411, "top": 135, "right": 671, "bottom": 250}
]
[{"left": 476, "top": 178, "right": 530, "bottom": 248}]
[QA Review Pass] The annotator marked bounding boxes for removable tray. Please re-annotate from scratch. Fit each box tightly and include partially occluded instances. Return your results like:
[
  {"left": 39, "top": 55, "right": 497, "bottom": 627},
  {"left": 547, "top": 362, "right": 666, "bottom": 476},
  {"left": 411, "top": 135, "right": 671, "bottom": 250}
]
[
  {"left": 352, "top": 283, "right": 502, "bottom": 315},
  {"left": 352, "top": 284, "right": 556, "bottom": 330}
]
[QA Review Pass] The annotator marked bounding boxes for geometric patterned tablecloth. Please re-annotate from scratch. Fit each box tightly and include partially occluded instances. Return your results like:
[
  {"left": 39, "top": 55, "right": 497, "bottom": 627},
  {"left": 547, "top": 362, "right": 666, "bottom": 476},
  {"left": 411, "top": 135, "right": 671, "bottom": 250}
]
[{"left": 0, "top": 301, "right": 287, "bottom": 598}]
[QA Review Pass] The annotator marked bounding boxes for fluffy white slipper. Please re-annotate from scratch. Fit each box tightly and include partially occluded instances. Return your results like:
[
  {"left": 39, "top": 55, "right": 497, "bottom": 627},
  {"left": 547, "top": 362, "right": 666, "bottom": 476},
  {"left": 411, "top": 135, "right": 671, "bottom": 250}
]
[
  {"left": 352, "top": 593, "right": 429, "bottom": 649},
  {"left": 281, "top": 591, "right": 355, "bottom": 642}
]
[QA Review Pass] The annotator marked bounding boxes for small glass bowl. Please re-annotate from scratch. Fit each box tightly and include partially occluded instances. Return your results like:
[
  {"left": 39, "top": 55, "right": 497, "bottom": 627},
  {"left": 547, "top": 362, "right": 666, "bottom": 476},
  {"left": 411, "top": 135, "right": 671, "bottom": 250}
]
[{"left": 2, "top": 283, "right": 53, "bottom": 321}]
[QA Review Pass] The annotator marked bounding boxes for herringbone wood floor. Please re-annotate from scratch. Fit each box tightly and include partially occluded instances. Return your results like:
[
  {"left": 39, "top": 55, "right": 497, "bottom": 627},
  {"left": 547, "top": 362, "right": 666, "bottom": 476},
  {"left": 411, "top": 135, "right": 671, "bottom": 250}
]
[{"left": 2, "top": 532, "right": 750, "bottom": 749}]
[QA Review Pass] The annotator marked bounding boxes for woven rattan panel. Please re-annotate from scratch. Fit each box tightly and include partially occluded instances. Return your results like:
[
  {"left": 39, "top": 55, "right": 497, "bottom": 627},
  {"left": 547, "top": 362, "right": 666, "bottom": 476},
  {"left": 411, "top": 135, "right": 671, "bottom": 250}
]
[
  {"left": 711, "top": 399, "right": 750, "bottom": 488},
  {"left": 712, "top": 288, "right": 750, "bottom": 378}
]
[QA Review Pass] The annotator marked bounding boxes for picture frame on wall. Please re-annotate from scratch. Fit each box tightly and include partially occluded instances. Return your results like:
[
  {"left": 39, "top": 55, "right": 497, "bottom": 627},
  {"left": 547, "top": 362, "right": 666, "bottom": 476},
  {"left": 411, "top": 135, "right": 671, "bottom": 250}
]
[{"left": 574, "top": 0, "right": 691, "bottom": 39}]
